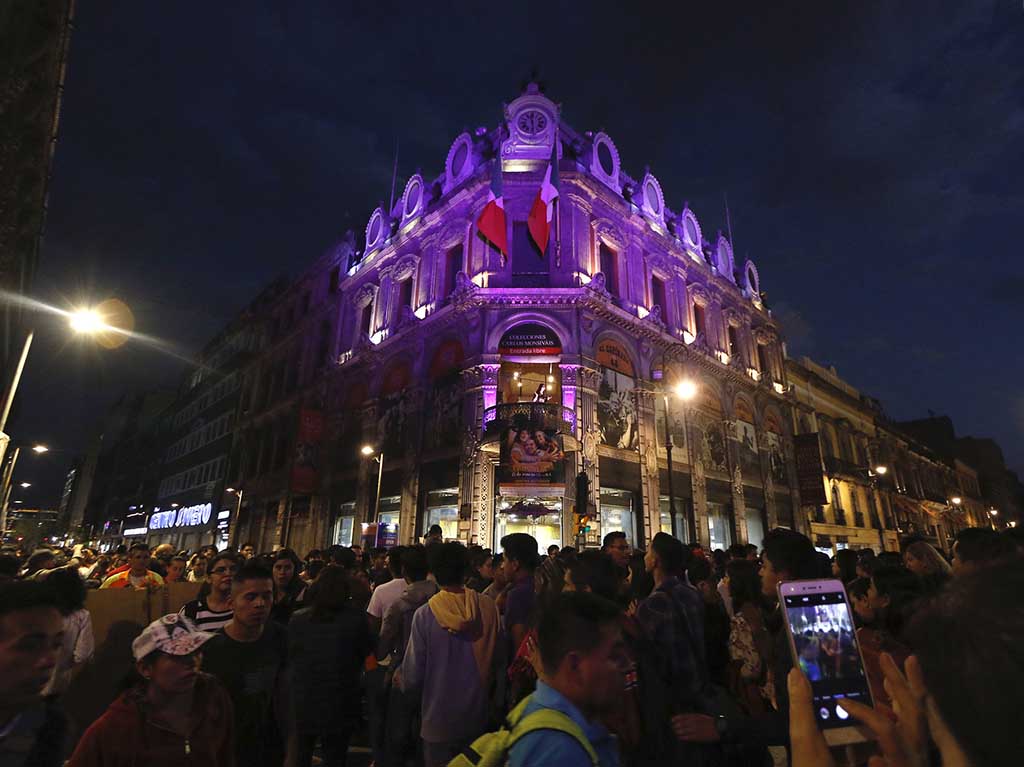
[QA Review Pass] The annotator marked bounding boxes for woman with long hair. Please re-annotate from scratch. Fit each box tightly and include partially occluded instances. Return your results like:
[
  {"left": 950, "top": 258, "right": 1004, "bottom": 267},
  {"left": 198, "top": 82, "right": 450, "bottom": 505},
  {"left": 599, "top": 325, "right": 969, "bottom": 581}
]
[
  {"left": 726, "top": 558, "right": 775, "bottom": 710},
  {"left": 68, "top": 614, "right": 234, "bottom": 767},
  {"left": 859, "top": 564, "right": 921, "bottom": 706},
  {"left": 288, "top": 567, "right": 372, "bottom": 767},
  {"left": 902, "top": 540, "right": 951, "bottom": 594},
  {"left": 270, "top": 548, "right": 304, "bottom": 624}
]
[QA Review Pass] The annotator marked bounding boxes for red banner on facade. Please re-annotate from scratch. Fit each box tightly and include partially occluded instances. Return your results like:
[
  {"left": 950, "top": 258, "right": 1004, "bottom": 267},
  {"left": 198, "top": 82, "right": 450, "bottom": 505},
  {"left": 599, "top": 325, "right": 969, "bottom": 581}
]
[
  {"left": 794, "top": 433, "right": 827, "bottom": 506},
  {"left": 290, "top": 409, "right": 324, "bottom": 494}
]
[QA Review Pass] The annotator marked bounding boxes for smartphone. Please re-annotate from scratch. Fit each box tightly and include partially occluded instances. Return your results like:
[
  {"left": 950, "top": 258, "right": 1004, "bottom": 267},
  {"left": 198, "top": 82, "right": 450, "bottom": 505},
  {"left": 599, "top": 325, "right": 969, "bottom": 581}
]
[{"left": 779, "top": 579, "right": 873, "bottom": 746}]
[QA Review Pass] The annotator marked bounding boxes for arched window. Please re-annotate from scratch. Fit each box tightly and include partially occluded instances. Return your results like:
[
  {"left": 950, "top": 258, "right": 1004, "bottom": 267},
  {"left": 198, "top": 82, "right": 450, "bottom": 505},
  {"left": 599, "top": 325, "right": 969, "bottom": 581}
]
[{"left": 831, "top": 483, "right": 846, "bottom": 526}]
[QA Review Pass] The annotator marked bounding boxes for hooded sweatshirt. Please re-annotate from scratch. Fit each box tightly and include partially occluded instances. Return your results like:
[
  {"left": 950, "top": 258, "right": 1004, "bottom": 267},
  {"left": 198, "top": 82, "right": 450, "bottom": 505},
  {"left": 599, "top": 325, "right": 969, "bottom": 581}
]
[
  {"left": 67, "top": 673, "right": 235, "bottom": 767},
  {"left": 400, "top": 588, "right": 502, "bottom": 744}
]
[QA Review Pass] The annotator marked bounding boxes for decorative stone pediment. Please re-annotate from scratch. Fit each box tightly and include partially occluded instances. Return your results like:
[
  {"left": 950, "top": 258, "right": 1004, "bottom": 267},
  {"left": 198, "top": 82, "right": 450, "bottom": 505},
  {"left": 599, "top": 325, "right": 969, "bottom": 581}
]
[
  {"left": 593, "top": 218, "right": 625, "bottom": 250},
  {"left": 393, "top": 254, "right": 419, "bottom": 282},
  {"left": 354, "top": 283, "right": 378, "bottom": 308}
]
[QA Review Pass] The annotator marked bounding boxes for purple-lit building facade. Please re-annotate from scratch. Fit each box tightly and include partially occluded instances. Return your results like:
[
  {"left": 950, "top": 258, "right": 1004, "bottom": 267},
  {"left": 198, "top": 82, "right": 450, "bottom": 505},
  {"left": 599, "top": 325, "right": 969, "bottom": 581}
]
[{"left": 228, "top": 87, "right": 804, "bottom": 554}]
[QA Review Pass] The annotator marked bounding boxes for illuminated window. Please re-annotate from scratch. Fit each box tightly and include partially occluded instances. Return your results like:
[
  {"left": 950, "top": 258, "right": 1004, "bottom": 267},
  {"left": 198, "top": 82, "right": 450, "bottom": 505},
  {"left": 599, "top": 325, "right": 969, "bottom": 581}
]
[
  {"left": 398, "top": 278, "right": 413, "bottom": 311},
  {"left": 359, "top": 303, "right": 373, "bottom": 337},
  {"left": 693, "top": 302, "right": 707, "bottom": 338},
  {"left": 651, "top": 275, "right": 667, "bottom": 323},
  {"left": 727, "top": 325, "right": 741, "bottom": 360},
  {"left": 599, "top": 243, "right": 618, "bottom": 297},
  {"left": 444, "top": 245, "right": 463, "bottom": 299}
]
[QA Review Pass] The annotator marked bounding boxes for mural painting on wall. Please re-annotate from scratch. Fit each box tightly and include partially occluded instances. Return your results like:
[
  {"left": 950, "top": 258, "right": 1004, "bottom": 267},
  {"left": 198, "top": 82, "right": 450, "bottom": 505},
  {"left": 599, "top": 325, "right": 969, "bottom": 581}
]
[
  {"left": 424, "top": 340, "right": 465, "bottom": 450},
  {"left": 498, "top": 411, "right": 566, "bottom": 492},
  {"left": 696, "top": 412, "right": 729, "bottom": 473},
  {"left": 764, "top": 412, "right": 787, "bottom": 485},
  {"left": 732, "top": 399, "right": 759, "bottom": 478},
  {"left": 598, "top": 366, "right": 638, "bottom": 450},
  {"left": 377, "top": 362, "right": 413, "bottom": 455},
  {"left": 655, "top": 396, "right": 687, "bottom": 452}
]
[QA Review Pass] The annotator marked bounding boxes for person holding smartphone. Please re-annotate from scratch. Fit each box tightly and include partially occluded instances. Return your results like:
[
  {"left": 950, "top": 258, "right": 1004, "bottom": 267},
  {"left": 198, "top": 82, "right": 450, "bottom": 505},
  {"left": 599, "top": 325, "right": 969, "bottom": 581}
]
[
  {"left": 789, "top": 554, "right": 1024, "bottom": 767},
  {"left": 672, "top": 528, "right": 818, "bottom": 748}
]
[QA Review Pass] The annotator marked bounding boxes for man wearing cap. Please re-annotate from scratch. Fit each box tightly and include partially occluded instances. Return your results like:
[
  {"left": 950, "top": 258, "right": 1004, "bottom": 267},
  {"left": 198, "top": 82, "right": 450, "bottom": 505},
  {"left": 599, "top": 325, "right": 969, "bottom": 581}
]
[{"left": 67, "top": 613, "right": 234, "bottom": 767}]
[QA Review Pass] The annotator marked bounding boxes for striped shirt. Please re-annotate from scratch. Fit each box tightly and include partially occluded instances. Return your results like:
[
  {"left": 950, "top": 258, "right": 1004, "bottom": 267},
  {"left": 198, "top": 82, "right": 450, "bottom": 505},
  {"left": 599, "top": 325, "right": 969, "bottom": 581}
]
[{"left": 179, "top": 597, "right": 233, "bottom": 632}]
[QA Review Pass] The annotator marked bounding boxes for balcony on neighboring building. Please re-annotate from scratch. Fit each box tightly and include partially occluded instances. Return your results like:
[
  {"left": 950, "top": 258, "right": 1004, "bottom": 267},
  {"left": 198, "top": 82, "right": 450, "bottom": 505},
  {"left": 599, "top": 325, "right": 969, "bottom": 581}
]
[{"left": 823, "top": 456, "right": 870, "bottom": 484}]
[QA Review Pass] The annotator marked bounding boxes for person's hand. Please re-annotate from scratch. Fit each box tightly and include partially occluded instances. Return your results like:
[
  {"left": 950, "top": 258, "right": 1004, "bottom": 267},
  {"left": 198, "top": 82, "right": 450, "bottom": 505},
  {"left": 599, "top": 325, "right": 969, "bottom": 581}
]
[
  {"left": 837, "top": 653, "right": 929, "bottom": 767},
  {"left": 626, "top": 598, "right": 639, "bottom": 618},
  {"left": 671, "top": 713, "right": 721, "bottom": 743},
  {"left": 788, "top": 667, "right": 837, "bottom": 767}
]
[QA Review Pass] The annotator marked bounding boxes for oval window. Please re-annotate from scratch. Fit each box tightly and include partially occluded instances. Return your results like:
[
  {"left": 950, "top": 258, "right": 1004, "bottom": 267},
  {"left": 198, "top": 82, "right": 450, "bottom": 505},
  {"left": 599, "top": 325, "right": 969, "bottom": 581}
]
[
  {"left": 597, "top": 141, "right": 615, "bottom": 177},
  {"left": 451, "top": 142, "right": 468, "bottom": 177},
  {"left": 405, "top": 180, "right": 421, "bottom": 216},
  {"left": 645, "top": 181, "right": 660, "bottom": 212},
  {"left": 685, "top": 217, "right": 698, "bottom": 244},
  {"left": 368, "top": 215, "right": 381, "bottom": 245}
]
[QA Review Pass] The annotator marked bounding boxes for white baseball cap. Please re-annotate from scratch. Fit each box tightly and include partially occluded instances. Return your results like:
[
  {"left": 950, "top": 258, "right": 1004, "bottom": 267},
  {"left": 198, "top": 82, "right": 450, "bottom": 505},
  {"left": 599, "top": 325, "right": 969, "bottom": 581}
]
[{"left": 131, "top": 613, "right": 215, "bottom": 661}]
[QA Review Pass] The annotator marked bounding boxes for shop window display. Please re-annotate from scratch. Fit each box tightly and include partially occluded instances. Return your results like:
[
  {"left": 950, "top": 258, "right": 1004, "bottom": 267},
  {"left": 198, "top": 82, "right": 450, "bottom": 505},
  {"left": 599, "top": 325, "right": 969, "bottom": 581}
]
[{"left": 495, "top": 496, "right": 562, "bottom": 553}]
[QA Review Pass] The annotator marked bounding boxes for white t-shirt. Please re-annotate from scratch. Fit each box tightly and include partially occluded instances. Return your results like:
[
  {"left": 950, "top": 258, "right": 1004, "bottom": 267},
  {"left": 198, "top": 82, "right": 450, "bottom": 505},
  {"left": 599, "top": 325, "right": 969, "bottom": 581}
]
[{"left": 367, "top": 577, "right": 407, "bottom": 619}]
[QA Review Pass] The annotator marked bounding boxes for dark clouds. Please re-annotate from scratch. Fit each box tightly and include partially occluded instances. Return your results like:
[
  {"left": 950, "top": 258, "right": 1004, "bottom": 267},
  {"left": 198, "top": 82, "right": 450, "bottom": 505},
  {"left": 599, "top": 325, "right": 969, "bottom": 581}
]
[{"left": 12, "top": 0, "right": 1024, "bottom": 507}]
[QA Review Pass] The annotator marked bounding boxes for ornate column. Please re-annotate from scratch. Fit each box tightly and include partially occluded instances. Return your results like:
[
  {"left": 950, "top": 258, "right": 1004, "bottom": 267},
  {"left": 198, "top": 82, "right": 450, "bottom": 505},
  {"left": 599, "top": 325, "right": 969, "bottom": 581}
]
[
  {"left": 634, "top": 387, "right": 660, "bottom": 547},
  {"left": 459, "top": 365, "right": 497, "bottom": 547},
  {"left": 578, "top": 367, "right": 601, "bottom": 547}
]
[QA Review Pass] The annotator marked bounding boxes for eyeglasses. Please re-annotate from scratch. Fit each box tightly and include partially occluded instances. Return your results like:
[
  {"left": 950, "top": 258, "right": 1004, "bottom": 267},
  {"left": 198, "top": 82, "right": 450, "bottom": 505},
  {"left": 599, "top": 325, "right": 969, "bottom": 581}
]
[{"left": 211, "top": 566, "right": 238, "bottom": 575}]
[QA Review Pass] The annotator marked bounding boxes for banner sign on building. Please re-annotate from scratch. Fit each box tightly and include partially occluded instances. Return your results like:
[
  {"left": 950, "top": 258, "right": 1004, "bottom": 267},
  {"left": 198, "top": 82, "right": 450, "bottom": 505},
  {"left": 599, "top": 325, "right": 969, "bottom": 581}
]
[
  {"left": 794, "top": 433, "right": 828, "bottom": 506},
  {"left": 498, "top": 408, "right": 566, "bottom": 494},
  {"left": 595, "top": 338, "right": 635, "bottom": 377},
  {"left": 498, "top": 323, "right": 561, "bottom": 356},
  {"left": 149, "top": 502, "right": 213, "bottom": 531},
  {"left": 291, "top": 409, "right": 325, "bottom": 494}
]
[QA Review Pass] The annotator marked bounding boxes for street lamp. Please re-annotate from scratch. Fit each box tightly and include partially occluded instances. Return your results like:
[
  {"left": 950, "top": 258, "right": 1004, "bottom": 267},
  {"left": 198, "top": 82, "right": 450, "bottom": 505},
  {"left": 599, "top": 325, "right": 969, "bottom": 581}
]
[
  {"left": 950, "top": 496, "right": 962, "bottom": 506},
  {"left": 31, "top": 445, "right": 48, "bottom": 454},
  {"left": 873, "top": 465, "right": 888, "bottom": 476},
  {"left": 661, "top": 370, "right": 698, "bottom": 542},
  {"left": 19, "top": 482, "right": 30, "bottom": 489},
  {"left": 361, "top": 445, "right": 384, "bottom": 524},
  {"left": 226, "top": 487, "right": 244, "bottom": 523}
]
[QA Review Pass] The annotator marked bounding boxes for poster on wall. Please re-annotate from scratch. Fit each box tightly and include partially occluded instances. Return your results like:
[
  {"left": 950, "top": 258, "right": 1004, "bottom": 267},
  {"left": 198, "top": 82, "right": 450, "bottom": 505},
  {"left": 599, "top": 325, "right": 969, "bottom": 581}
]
[
  {"left": 498, "top": 412, "right": 566, "bottom": 492},
  {"left": 598, "top": 367, "right": 638, "bottom": 450},
  {"left": 766, "top": 431, "right": 787, "bottom": 484},
  {"left": 498, "top": 323, "right": 562, "bottom": 356},
  {"left": 697, "top": 413, "right": 729, "bottom": 473},
  {"left": 291, "top": 409, "right": 324, "bottom": 494},
  {"left": 733, "top": 419, "right": 760, "bottom": 477},
  {"left": 424, "top": 376, "right": 462, "bottom": 450},
  {"left": 654, "top": 396, "right": 687, "bottom": 451}
]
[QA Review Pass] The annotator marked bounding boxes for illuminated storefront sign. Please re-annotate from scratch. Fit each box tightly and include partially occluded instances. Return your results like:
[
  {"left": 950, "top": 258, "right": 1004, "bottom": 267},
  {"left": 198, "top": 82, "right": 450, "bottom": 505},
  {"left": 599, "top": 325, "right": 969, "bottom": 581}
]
[{"left": 149, "top": 502, "right": 213, "bottom": 531}]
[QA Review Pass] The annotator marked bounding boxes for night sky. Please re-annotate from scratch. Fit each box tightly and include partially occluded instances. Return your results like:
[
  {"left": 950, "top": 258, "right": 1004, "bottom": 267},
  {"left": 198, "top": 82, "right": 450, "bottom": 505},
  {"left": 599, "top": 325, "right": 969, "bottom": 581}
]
[{"left": 12, "top": 1, "right": 1024, "bottom": 508}]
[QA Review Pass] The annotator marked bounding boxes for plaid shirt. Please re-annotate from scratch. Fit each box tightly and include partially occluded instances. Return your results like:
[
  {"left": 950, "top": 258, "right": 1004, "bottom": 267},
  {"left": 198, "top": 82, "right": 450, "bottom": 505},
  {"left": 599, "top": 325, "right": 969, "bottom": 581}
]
[{"left": 636, "top": 575, "right": 707, "bottom": 706}]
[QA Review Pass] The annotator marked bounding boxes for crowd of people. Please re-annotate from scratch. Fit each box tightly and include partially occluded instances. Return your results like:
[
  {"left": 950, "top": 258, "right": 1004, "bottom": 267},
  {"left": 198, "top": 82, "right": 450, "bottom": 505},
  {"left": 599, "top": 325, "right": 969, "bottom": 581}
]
[{"left": 1, "top": 521, "right": 1022, "bottom": 767}]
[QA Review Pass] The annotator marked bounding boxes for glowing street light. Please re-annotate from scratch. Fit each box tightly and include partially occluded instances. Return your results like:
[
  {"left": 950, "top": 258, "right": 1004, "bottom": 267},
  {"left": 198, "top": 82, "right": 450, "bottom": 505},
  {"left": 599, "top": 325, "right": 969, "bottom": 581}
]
[
  {"left": 361, "top": 445, "right": 384, "bottom": 522},
  {"left": 360, "top": 445, "right": 375, "bottom": 456},
  {"left": 19, "top": 482, "right": 30, "bottom": 489},
  {"left": 990, "top": 509, "right": 999, "bottom": 517},
  {"left": 950, "top": 496, "right": 962, "bottom": 506},
  {"left": 69, "top": 308, "right": 105, "bottom": 334},
  {"left": 873, "top": 465, "right": 888, "bottom": 475},
  {"left": 674, "top": 379, "right": 698, "bottom": 401}
]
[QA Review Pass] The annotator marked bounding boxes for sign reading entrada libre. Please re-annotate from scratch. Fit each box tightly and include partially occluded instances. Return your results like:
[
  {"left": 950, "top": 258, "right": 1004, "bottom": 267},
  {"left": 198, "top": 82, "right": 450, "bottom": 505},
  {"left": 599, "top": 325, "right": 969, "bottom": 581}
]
[
  {"left": 498, "top": 323, "right": 561, "bottom": 356},
  {"left": 149, "top": 502, "right": 213, "bottom": 531}
]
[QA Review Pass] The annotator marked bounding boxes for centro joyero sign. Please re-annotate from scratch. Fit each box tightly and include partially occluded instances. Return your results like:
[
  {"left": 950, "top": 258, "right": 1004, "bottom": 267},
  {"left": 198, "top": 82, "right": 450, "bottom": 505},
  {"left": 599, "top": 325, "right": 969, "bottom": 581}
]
[{"left": 149, "top": 502, "right": 213, "bottom": 531}]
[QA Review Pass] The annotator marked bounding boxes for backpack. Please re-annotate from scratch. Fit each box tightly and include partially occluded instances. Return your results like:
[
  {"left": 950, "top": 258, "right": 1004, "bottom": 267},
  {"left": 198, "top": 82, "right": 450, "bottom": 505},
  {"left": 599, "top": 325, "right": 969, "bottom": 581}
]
[{"left": 447, "top": 694, "right": 598, "bottom": 767}]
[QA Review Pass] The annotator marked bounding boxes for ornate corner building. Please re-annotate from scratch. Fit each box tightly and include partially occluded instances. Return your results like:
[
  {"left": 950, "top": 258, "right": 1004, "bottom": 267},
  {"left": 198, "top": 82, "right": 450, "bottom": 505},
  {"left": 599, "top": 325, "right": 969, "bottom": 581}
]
[{"left": 228, "top": 86, "right": 808, "bottom": 554}]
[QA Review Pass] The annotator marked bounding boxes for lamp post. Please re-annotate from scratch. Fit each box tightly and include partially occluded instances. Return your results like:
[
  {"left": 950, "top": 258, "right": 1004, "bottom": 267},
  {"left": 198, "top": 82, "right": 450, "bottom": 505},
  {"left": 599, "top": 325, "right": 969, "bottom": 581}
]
[
  {"left": 361, "top": 445, "right": 384, "bottom": 523},
  {"left": 658, "top": 355, "right": 698, "bottom": 541},
  {"left": 225, "top": 488, "right": 244, "bottom": 545}
]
